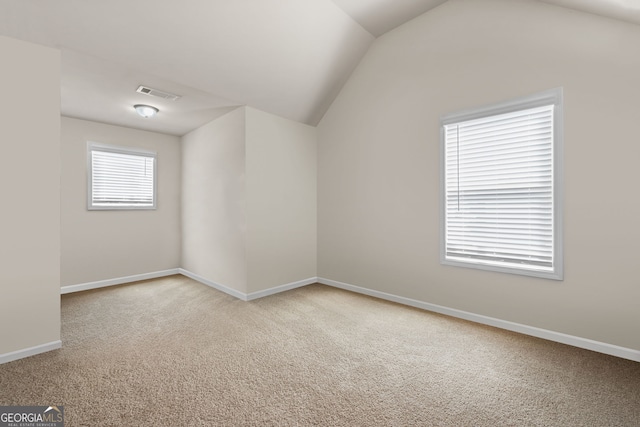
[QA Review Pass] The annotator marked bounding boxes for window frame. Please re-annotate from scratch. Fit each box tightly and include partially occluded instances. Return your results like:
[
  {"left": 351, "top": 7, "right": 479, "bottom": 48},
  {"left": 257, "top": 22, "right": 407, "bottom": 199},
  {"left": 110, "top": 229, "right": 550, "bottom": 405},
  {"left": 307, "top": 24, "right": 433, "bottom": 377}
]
[
  {"left": 87, "top": 142, "right": 158, "bottom": 211},
  {"left": 439, "top": 88, "right": 564, "bottom": 280}
]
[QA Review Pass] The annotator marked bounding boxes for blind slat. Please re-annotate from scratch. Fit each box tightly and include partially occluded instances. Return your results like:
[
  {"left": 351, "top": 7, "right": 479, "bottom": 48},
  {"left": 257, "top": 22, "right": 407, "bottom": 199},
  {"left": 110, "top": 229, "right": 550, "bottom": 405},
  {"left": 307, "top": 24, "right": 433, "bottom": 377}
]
[
  {"left": 90, "top": 147, "right": 156, "bottom": 209},
  {"left": 444, "top": 104, "right": 555, "bottom": 272}
]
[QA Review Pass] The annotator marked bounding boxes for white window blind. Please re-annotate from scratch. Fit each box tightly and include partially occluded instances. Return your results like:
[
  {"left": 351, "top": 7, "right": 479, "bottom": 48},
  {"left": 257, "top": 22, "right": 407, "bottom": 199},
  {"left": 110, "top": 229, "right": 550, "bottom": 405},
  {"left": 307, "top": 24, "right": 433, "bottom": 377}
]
[
  {"left": 441, "top": 89, "right": 562, "bottom": 280},
  {"left": 88, "top": 143, "right": 156, "bottom": 210}
]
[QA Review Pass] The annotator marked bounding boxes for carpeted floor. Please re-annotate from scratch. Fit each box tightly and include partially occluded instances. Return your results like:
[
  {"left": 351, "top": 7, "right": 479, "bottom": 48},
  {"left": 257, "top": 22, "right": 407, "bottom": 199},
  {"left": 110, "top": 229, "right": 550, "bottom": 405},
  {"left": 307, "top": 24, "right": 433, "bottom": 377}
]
[{"left": 1, "top": 275, "right": 639, "bottom": 426}]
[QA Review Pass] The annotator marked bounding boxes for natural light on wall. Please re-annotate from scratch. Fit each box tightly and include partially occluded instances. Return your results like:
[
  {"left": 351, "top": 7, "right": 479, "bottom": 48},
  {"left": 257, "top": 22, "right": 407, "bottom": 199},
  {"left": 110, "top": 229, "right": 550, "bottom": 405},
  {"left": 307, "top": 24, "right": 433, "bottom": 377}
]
[{"left": 440, "top": 89, "right": 563, "bottom": 280}]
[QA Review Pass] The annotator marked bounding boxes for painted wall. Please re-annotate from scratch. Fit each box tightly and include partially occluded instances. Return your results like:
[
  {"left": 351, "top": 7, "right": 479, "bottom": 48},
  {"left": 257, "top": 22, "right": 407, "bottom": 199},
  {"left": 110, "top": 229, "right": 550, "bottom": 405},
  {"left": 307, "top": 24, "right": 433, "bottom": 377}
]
[
  {"left": 61, "top": 117, "right": 181, "bottom": 286},
  {"left": 181, "top": 108, "right": 248, "bottom": 293},
  {"left": 317, "top": 0, "right": 640, "bottom": 350},
  {"left": 246, "top": 107, "right": 317, "bottom": 293},
  {"left": 0, "top": 36, "right": 60, "bottom": 355}
]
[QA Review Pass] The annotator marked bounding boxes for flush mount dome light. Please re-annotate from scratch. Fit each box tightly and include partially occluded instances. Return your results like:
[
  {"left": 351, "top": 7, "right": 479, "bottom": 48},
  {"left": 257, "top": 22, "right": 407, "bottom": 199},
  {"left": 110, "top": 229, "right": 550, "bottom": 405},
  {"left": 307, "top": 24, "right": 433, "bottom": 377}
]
[{"left": 134, "top": 104, "right": 159, "bottom": 118}]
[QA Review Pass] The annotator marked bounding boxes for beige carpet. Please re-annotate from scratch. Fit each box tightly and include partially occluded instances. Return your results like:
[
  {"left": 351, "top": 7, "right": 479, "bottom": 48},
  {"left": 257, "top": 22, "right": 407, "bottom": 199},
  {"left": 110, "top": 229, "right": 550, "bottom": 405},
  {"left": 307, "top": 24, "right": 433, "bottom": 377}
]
[{"left": 1, "top": 275, "right": 638, "bottom": 426}]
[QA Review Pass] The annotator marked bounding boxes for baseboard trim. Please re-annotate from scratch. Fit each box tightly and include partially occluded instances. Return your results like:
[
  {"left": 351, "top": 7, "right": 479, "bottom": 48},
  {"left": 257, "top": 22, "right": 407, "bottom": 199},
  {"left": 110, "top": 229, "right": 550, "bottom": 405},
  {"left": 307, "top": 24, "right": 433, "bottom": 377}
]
[
  {"left": 246, "top": 277, "right": 318, "bottom": 301},
  {"left": 178, "top": 269, "right": 248, "bottom": 301},
  {"left": 58, "top": 270, "right": 639, "bottom": 362},
  {"left": 61, "top": 269, "right": 180, "bottom": 294},
  {"left": 0, "top": 340, "right": 62, "bottom": 365},
  {"left": 178, "top": 269, "right": 317, "bottom": 302},
  {"left": 318, "top": 277, "right": 640, "bottom": 363}
]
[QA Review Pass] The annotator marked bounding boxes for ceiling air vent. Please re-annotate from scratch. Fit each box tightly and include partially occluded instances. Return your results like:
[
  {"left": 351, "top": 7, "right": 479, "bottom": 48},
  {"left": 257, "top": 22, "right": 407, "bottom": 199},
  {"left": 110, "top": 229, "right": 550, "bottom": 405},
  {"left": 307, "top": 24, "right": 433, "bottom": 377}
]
[{"left": 136, "top": 85, "right": 181, "bottom": 101}]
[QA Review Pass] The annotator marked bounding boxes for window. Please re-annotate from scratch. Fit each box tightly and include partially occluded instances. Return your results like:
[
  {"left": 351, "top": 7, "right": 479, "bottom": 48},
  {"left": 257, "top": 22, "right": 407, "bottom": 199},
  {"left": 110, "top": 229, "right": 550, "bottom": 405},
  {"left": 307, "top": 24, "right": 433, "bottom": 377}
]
[
  {"left": 440, "top": 88, "right": 563, "bottom": 280},
  {"left": 88, "top": 142, "right": 157, "bottom": 210}
]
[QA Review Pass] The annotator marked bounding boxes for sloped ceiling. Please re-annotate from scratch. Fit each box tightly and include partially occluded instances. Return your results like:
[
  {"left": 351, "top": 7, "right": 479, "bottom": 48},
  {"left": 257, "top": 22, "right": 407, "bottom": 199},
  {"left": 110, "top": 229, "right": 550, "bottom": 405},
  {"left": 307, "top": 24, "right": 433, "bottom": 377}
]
[
  {"left": 331, "top": 0, "right": 449, "bottom": 36},
  {"left": 539, "top": 0, "right": 640, "bottom": 27},
  {"left": 0, "top": 0, "right": 637, "bottom": 135}
]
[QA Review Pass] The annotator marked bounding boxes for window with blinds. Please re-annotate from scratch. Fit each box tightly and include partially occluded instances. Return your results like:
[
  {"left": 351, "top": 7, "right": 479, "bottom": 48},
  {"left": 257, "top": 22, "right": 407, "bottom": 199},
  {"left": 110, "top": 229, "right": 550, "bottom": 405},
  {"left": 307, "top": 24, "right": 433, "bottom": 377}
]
[
  {"left": 88, "top": 142, "right": 157, "bottom": 210},
  {"left": 440, "top": 89, "right": 563, "bottom": 280}
]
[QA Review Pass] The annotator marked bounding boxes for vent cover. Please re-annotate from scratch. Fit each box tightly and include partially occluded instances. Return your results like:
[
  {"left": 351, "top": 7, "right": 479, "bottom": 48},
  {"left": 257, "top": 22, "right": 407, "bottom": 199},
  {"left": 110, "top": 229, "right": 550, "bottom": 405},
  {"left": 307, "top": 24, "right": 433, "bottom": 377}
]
[{"left": 136, "top": 85, "right": 181, "bottom": 101}]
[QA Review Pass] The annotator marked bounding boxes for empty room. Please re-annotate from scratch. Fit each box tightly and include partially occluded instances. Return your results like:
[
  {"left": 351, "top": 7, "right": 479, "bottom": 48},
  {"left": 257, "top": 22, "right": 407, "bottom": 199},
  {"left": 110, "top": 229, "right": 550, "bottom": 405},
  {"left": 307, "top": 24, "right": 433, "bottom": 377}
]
[{"left": 1, "top": 0, "right": 639, "bottom": 425}]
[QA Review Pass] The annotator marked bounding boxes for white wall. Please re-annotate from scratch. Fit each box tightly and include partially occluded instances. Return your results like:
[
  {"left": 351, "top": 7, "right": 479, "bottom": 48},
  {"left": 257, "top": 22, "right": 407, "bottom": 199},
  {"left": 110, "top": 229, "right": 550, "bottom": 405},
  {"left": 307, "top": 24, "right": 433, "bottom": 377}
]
[
  {"left": 60, "top": 117, "right": 181, "bottom": 286},
  {"left": 181, "top": 108, "right": 248, "bottom": 293},
  {"left": 0, "top": 36, "right": 60, "bottom": 356},
  {"left": 181, "top": 107, "right": 317, "bottom": 295},
  {"left": 318, "top": 0, "right": 640, "bottom": 351},
  {"left": 246, "top": 107, "right": 317, "bottom": 293}
]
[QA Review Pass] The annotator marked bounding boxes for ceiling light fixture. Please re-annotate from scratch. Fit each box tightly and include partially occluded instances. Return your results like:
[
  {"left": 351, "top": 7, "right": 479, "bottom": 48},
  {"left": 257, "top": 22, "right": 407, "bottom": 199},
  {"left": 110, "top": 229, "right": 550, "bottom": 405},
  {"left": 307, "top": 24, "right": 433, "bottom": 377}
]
[{"left": 134, "top": 104, "right": 159, "bottom": 118}]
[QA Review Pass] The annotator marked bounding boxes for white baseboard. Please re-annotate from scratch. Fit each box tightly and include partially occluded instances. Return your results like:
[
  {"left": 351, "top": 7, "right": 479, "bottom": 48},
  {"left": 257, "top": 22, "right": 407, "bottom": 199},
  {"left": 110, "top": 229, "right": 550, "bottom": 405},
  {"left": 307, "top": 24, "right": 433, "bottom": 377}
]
[
  {"left": 178, "top": 269, "right": 248, "bottom": 300},
  {"left": 57, "top": 269, "right": 640, "bottom": 362},
  {"left": 178, "top": 269, "right": 317, "bottom": 302},
  {"left": 0, "top": 340, "right": 62, "bottom": 365},
  {"left": 246, "top": 277, "right": 318, "bottom": 301},
  {"left": 318, "top": 277, "right": 640, "bottom": 363},
  {"left": 61, "top": 269, "right": 180, "bottom": 294}
]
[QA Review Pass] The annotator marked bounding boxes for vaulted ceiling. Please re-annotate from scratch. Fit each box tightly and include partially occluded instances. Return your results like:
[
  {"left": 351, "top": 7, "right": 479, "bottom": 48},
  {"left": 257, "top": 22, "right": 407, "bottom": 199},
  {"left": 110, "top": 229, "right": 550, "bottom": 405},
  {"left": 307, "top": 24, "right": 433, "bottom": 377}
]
[{"left": 0, "top": 0, "right": 637, "bottom": 135}]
